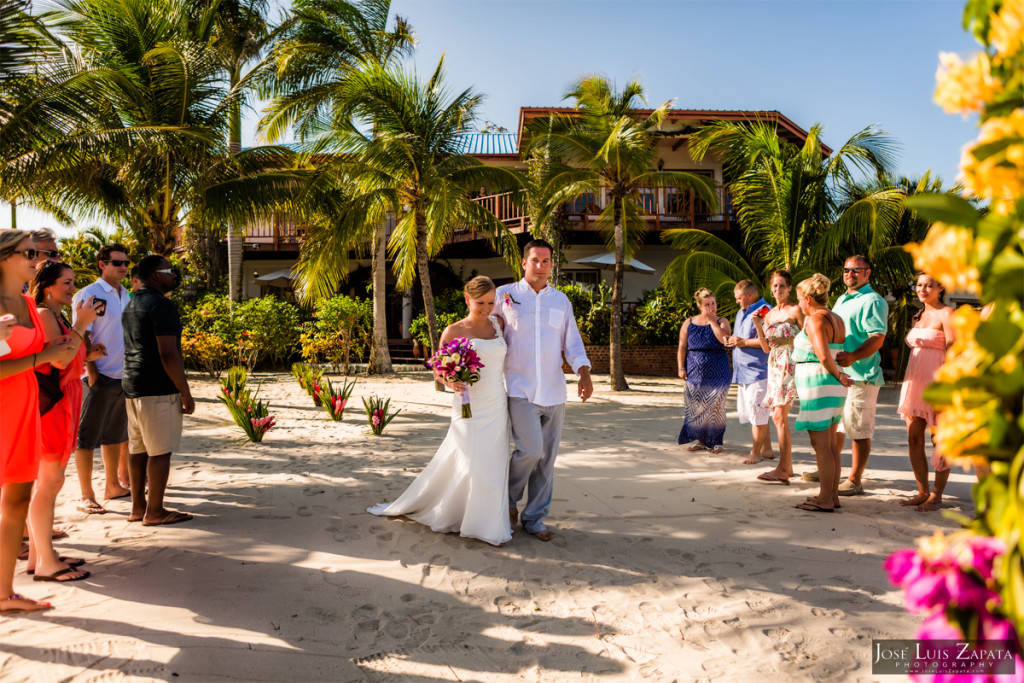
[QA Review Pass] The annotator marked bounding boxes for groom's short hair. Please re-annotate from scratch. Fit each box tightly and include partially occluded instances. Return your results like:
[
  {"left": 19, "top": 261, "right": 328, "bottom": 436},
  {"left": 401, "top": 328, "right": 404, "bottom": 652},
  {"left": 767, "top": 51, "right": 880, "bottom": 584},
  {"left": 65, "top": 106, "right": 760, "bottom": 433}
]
[{"left": 523, "top": 239, "right": 553, "bottom": 258}]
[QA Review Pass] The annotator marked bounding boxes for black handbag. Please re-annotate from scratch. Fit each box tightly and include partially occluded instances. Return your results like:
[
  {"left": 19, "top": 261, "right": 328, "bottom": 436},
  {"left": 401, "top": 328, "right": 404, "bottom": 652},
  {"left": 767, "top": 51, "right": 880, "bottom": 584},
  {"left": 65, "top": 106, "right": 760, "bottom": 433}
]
[{"left": 36, "top": 364, "right": 64, "bottom": 416}]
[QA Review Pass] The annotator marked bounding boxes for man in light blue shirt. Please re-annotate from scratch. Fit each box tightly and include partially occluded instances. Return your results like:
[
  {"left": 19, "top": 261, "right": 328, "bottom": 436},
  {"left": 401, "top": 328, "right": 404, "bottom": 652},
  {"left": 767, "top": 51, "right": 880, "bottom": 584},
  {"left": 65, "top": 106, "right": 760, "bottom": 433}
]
[
  {"left": 71, "top": 243, "right": 132, "bottom": 512},
  {"left": 726, "top": 280, "right": 774, "bottom": 465},
  {"left": 831, "top": 255, "right": 888, "bottom": 496}
]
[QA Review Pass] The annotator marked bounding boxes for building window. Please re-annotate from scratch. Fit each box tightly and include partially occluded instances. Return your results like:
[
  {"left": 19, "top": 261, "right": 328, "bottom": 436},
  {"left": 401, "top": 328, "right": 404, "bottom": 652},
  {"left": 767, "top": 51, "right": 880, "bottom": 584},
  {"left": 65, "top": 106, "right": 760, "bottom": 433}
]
[{"left": 563, "top": 269, "right": 600, "bottom": 286}]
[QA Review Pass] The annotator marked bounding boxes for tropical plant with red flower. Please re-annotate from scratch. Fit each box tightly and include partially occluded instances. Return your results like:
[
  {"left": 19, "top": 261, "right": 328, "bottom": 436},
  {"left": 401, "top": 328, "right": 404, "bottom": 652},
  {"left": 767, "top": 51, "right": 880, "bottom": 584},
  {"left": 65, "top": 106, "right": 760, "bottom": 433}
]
[{"left": 362, "top": 395, "right": 400, "bottom": 435}]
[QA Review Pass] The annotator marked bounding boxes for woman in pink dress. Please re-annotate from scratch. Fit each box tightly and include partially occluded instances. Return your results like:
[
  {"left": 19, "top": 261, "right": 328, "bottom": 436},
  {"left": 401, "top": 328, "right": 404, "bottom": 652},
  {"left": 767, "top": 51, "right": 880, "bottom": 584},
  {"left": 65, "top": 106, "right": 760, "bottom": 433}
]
[
  {"left": 0, "top": 231, "right": 76, "bottom": 613},
  {"left": 26, "top": 262, "right": 104, "bottom": 582},
  {"left": 896, "top": 273, "right": 954, "bottom": 512}
]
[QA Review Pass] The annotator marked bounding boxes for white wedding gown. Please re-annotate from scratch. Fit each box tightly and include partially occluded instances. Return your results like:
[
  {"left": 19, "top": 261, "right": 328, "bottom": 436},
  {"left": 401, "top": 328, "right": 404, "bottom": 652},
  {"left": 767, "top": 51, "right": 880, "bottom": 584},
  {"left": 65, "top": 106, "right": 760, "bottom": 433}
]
[{"left": 368, "top": 317, "right": 513, "bottom": 546}]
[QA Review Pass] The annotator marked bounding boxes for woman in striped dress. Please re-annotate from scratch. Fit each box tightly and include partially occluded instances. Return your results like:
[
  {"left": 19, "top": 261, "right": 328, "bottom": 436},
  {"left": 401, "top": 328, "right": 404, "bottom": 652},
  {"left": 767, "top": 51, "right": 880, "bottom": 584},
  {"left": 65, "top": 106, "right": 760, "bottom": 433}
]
[{"left": 792, "top": 274, "right": 854, "bottom": 513}]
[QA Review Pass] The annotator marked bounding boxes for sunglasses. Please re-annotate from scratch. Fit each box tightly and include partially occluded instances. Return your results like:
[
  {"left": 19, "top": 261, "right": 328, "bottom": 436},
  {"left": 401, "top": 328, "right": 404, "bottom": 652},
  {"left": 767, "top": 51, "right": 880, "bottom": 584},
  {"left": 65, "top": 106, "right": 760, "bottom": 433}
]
[
  {"left": 39, "top": 249, "right": 61, "bottom": 259},
  {"left": 843, "top": 267, "right": 868, "bottom": 274},
  {"left": 154, "top": 268, "right": 176, "bottom": 275},
  {"left": 14, "top": 248, "right": 40, "bottom": 260},
  {"left": 104, "top": 259, "right": 130, "bottom": 267}
]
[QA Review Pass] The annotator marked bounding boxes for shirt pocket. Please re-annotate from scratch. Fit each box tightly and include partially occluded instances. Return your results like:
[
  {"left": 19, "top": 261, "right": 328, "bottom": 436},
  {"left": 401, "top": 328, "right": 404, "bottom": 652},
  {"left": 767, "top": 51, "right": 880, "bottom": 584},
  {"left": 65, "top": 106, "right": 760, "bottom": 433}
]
[{"left": 548, "top": 308, "right": 564, "bottom": 329}]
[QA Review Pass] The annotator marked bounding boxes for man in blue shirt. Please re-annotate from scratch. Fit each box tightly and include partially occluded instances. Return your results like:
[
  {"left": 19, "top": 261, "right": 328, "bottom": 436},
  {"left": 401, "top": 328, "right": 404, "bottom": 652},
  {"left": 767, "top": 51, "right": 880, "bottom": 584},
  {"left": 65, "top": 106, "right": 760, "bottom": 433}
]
[{"left": 726, "top": 280, "right": 774, "bottom": 465}]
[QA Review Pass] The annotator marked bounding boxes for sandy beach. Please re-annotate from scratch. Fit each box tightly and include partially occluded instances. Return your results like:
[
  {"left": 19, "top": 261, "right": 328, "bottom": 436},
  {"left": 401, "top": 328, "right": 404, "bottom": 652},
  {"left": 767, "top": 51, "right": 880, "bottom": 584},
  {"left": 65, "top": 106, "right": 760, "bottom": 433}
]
[{"left": 0, "top": 372, "right": 974, "bottom": 682}]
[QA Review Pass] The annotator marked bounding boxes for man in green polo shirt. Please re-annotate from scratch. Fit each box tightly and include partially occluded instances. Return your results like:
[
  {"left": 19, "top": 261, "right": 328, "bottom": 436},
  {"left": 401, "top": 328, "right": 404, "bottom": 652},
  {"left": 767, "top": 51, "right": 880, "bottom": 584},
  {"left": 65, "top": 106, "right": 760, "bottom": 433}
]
[{"left": 831, "top": 255, "right": 888, "bottom": 495}]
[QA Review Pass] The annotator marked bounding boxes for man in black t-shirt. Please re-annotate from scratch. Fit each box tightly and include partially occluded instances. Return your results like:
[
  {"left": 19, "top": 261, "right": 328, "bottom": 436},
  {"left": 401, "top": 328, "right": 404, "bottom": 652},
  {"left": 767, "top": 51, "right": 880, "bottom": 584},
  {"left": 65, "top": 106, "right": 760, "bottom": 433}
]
[{"left": 122, "top": 255, "right": 194, "bottom": 527}]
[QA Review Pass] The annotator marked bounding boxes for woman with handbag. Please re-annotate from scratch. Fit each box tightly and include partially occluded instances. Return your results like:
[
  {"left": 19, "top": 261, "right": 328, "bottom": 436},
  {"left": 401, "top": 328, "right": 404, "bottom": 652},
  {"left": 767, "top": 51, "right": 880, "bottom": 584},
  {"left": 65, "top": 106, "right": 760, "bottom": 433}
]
[
  {"left": 0, "top": 231, "right": 77, "bottom": 612},
  {"left": 26, "top": 262, "right": 104, "bottom": 582}
]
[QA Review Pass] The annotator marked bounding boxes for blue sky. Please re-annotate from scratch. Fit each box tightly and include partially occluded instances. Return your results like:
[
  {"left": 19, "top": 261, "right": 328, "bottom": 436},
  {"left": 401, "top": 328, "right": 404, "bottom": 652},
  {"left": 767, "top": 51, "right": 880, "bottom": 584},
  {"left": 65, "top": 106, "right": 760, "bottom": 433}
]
[{"left": 4, "top": 0, "right": 982, "bottom": 233}]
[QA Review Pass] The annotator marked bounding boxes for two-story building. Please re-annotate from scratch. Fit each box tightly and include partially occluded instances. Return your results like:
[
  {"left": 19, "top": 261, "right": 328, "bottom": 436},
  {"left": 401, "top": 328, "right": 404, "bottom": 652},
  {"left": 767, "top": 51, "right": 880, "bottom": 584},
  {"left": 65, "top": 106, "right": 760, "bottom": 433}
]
[{"left": 240, "top": 107, "right": 823, "bottom": 337}]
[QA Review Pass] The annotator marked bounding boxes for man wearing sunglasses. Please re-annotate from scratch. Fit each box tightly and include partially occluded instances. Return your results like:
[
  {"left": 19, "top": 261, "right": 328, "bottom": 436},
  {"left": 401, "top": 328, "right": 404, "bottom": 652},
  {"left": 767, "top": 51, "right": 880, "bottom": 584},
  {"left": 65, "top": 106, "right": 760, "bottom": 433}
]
[
  {"left": 803, "top": 255, "right": 888, "bottom": 495},
  {"left": 121, "top": 255, "right": 193, "bottom": 527},
  {"left": 71, "top": 243, "right": 132, "bottom": 513},
  {"left": 30, "top": 228, "right": 63, "bottom": 266}
]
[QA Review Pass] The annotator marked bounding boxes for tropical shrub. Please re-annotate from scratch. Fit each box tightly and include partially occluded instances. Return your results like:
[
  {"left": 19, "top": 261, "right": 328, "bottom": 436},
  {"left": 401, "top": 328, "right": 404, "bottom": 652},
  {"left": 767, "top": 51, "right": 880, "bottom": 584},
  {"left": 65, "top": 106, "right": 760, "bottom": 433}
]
[
  {"left": 299, "top": 295, "right": 372, "bottom": 373},
  {"left": 233, "top": 297, "right": 302, "bottom": 369},
  {"left": 181, "top": 330, "right": 233, "bottom": 378},
  {"left": 885, "top": 0, "right": 1023, "bottom": 663},
  {"left": 559, "top": 281, "right": 611, "bottom": 345},
  {"left": 408, "top": 288, "right": 468, "bottom": 348},
  {"left": 622, "top": 288, "right": 688, "bottom": 346}
]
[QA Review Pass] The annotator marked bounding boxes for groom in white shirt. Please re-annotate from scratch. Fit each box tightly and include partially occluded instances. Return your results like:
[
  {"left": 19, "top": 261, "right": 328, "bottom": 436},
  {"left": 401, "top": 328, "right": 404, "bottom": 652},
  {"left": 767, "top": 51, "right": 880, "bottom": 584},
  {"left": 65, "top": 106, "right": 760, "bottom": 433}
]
[{"left": 495, "top": 239, "right": 593, "bottom": 541}]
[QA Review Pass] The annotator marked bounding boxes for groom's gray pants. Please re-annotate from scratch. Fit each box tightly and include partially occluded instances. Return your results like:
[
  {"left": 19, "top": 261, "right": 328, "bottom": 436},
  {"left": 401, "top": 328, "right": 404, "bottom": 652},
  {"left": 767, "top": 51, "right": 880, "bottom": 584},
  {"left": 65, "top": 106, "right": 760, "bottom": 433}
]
[{"left": 508, "top": 397, "right": 565, "bottom": 534}]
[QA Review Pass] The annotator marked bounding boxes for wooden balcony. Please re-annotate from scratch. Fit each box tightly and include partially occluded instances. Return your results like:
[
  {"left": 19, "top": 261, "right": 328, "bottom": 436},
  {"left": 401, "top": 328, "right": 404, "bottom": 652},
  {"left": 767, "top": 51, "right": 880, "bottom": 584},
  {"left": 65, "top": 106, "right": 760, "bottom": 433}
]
[
  {"left": 242, "top": 217, "right": 307, "bottom": 252},
  {"left": 243, "top": 186, "right": 735, "bottom": 251},
  {"left": 450, "top": 184, "right": 735, "bottom": 243}
]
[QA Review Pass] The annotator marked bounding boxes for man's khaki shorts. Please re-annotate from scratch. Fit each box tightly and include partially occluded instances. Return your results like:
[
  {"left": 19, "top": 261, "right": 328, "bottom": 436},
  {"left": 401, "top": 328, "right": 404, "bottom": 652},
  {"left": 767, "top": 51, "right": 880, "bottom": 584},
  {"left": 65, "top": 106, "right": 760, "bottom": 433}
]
[
  {"left": 126, "top": 394, "right": 183, "bottom": 456},
  {"left": 837, "top": 382, "right": 880, "bottom": 439}
]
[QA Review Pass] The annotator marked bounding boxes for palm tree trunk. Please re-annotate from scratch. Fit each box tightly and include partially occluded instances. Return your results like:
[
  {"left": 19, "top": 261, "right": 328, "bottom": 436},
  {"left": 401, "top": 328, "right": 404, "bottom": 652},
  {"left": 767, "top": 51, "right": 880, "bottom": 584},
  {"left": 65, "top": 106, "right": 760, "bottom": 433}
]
[
  {"left": 610, "top": 196, "right": 629, "bottom": 391},
  {"left": 227, "top": 91, "right": 244, "bottom": 304},
  {"left": 10, "top": 201, "right": 16, "bottom": 230},
  {"left": 415, "top": 214, "right": 444, "bottom": 391},
  {"left": 227, "top": 227, "right": 243, "bottom": 302},
  {"left": 369, "top": 222, "right": 393, "bottom": 374}
]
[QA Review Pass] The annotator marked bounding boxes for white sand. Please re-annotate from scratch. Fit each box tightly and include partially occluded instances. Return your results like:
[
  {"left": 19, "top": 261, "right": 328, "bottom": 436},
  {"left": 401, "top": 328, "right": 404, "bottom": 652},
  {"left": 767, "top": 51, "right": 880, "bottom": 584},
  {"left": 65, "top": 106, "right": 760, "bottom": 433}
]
[{"left": 0, "top": 373, "right": 972, "bottom": 681}]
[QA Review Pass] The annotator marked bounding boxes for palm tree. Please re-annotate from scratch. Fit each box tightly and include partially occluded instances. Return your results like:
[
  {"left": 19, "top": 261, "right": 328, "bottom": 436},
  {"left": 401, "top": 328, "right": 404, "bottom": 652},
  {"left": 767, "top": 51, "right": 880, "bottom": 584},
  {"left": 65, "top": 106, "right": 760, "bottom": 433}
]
[
  {"left": 261, "top": 0, "right": 415, "bottom": 374},
  {"left": 525, "top": 76, "right": 717, "bottom": 391},
  {"left": 202, "top": 0, "right": 276, "bottom": 302},
  {"left": 825, "top": 172, "right": 959, "bottom": 376},
  {"left": 3, "top": 0, "right": 302, "bottom": 261},
  {"left": 307, "top": 56, "right": 524, "bottom": 378},
  {"left": 662, "top": 118, "right": 899, "bottom": 318},
  {"left": 0, "top": 0, "right": 83, "bottom": 228}
]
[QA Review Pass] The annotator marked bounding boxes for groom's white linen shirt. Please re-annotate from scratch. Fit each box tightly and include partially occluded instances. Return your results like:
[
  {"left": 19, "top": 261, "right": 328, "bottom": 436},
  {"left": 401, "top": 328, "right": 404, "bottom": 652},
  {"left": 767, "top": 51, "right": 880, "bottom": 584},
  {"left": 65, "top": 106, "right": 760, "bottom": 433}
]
[{"left": 495, "top": 279, "right": 590, "bottom": 407}]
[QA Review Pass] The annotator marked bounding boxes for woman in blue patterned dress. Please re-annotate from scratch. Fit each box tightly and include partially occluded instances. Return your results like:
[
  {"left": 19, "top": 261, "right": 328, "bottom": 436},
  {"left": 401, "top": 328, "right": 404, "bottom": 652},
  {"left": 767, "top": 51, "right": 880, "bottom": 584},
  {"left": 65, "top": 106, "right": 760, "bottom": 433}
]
[
  {"left": 792, "top": 274, "right": 854, "bottom": 512},
  {"left": 677, "top": 289, "right": 732, "bottom": 453}
]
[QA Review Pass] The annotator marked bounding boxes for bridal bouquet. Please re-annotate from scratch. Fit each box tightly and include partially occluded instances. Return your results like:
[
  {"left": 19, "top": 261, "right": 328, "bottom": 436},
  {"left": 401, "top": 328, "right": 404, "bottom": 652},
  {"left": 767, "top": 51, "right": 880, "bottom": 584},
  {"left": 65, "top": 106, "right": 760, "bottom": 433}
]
[{"left": 426, "top": 337, "right": 485, "bottom": 418}]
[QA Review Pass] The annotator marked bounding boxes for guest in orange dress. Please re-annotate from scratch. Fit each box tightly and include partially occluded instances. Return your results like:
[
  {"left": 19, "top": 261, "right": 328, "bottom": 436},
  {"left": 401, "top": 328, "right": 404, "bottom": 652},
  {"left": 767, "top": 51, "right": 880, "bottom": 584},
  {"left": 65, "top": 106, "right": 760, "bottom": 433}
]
[
  {"left": 0, "top": 231, "right": 76, "bottom": 613},
  {"left": 896, "top": 273, "right": 954, "bottom": 512},
  {"left": 26, "top": 263, "right": 105, "bottom": 582}
]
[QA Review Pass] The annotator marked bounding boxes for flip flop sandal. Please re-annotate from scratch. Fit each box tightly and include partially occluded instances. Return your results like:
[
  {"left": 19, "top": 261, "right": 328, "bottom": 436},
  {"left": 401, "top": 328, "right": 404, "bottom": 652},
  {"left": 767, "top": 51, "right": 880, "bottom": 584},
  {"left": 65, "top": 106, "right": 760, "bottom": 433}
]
[
  {"left": 51, "top": 528, "right": 69, "bottom": 540},
  {"left": 33, "top": 567, "right": 90, "bottom": 582},
  {"left": 686, "top": 443, "right": 706, "bottom": 452},
  {"left": 709, "top": 446, "right": 723, "bottom": 454},
  {"left": 795, "top": 502, "right": 835, "bottom": 513},
  {"left": 27, "top": 557, "right": 85, "bottom": 575},
  {"left": 142, "top": 511, "right": 193, "bottom": 527},
  {"left": 757, "top": 472, "right": 790, "bottom": 485}
]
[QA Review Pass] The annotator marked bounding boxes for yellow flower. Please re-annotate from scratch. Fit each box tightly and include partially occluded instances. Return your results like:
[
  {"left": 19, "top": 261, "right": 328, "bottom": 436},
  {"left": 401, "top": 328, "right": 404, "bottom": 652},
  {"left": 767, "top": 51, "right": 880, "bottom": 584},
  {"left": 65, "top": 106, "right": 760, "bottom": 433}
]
[
  {"left": 917, "top": 529, "right": 951, "bottom": 561},
  {"left": 990, "top": 0, "right": 1024, "bottom": 57},
  {"left": 934, "top": 389, "right": 995, "bottom": 464},
  {"left": 934, "top": 52, "right": 1002, "bottom": 116},
  {"left": 935, "top": 306, "right": 990, "bottom": 383},
  {"left": 905, "top": 224, "right": 982, "bottom": 295},
  {"left": 958, "top": 110, "right": 1024, "bottom": 199}
]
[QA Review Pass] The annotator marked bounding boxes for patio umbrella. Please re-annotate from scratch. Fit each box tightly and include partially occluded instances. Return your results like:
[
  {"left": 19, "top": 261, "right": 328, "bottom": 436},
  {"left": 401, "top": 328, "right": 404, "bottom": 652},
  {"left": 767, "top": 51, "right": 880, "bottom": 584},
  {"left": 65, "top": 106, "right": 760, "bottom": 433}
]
[
  {"left": 254, "top": 268, "right": 298, "bottom": 287},
  {"left": 571, "top": 252, "right": 655, "bottom": 273}
]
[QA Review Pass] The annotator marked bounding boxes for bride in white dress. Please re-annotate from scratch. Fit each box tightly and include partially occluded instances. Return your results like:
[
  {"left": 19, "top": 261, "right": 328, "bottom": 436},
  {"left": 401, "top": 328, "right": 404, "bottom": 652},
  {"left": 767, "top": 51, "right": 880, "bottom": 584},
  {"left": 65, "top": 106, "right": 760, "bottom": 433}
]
[{"left": 368, "top": 276, "right": 512, "bottom": 546}]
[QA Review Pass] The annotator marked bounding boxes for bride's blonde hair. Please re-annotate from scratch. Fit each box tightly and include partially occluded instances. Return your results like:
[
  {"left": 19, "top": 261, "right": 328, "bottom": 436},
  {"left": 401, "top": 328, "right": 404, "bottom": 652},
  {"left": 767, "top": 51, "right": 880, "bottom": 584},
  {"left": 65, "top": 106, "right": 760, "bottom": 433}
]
[{"left": 464, "top": 275, "right": 495, "bottom": 299}]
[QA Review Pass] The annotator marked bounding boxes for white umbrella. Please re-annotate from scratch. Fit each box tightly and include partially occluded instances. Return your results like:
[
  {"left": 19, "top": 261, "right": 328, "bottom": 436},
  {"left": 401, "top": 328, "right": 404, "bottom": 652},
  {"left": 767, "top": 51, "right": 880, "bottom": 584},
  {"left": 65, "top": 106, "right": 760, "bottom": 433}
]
[
  {"left": 571, "top": 252, "right": 655, "bottom": 274},
  {"left": 254, "top": 268, "right": 298, "bottom": 287}
]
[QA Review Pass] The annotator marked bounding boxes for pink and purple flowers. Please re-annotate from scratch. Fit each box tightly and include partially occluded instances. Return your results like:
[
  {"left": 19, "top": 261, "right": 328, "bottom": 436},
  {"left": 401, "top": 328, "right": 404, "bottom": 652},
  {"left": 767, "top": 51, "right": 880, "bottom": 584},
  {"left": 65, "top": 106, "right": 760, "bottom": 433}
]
[{"left": 426, "top": 337, "right": 485, "bottom": 418}]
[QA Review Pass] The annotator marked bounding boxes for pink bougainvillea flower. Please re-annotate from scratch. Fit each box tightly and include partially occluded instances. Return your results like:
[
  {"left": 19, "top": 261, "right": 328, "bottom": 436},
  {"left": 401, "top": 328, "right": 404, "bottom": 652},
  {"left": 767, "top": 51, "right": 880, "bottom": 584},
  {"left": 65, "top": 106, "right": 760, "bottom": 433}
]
[{"left": 959, "top": 535, "right": 1006, "bottom": 580}]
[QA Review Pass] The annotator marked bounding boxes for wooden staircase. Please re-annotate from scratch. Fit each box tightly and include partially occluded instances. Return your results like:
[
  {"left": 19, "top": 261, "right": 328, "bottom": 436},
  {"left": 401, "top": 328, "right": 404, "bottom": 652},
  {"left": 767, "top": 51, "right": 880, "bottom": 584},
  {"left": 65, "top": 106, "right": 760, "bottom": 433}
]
[{"left": 387, "top": 338, "right": 420, "bottom": 364}]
